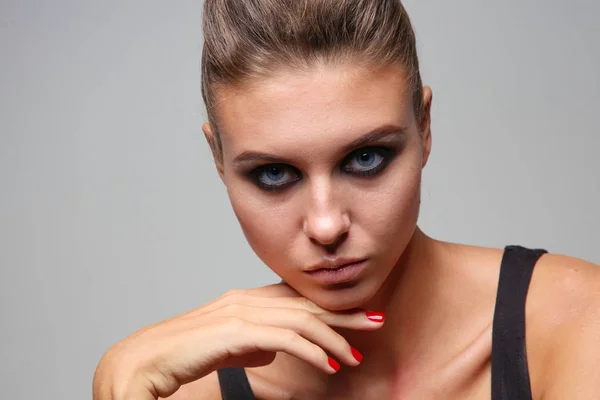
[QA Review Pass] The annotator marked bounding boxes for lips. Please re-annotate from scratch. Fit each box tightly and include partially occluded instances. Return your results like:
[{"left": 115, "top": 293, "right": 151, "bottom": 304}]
[
  {"left": 304, "top": 258, "right": 367, "bottom": 272},
  {"left": 303, "top": 259, "right": 368, "bottom": 285}
]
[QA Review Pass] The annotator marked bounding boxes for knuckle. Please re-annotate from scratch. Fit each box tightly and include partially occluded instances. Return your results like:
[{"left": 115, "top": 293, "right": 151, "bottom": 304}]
[
  {"left": 334, "top": 331, "right": 349, "bottom": 347},
  {"left": 297, "top": 296, "right": 318, "bottom": 311},
  {"left": 222, "top": 289, "right": 245, "bottom": 298},
  {"left": 222, "top": 316, "right": 246, "bottom": 333},
  {"left": 220, "top": 290, "right": 247, "bottom": 306},
  {"left": 315, "top": 345, "right": 328, "bottom": 361},
  {"left": 295, "top": 309, "right": 316, "bottom": 325},
  {"left": 221, "top": 303, "right": 243, "bottom": 315},
  {"left": 307, "top": 342, "right": 327, "bottom": 363},
  {"left": 281, "top": 330, "right": 300, "bottom": 347}
]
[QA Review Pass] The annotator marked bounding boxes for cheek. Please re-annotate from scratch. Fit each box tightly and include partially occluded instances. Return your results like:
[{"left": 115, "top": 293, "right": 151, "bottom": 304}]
[
  {"left": 352, "top": 163, "right": 422, "bottom": 246},
  {"left": 228, "top": 187, "right": 296, "bottom": 267}
]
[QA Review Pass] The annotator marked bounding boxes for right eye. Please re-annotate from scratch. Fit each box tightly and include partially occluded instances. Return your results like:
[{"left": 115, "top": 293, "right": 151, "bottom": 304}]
[{"left": 251, "top": 164, "right": 301, "bottom": 191}]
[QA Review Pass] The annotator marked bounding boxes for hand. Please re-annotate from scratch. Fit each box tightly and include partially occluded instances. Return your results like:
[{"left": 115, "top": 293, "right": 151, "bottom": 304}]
[{"left": 92, "top": 283, "right": 385, "bottom": 400}]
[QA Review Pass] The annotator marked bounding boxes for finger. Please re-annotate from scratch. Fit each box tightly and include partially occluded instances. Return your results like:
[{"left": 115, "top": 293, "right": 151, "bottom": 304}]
[
  {"left": 255, "top": 297, "right": 385, "bottom": 330},
  {"left": 223, "top": 318, "right": 341, "bottom": 374},
  {"left": 185, "top": 284, "right": 297, "bottom": 319},
  {"left": 206, "top": 295, "right": 385, "bottom": 331},
  {"left": 219, "top": 304, "right": 363, "bottom": 367}
]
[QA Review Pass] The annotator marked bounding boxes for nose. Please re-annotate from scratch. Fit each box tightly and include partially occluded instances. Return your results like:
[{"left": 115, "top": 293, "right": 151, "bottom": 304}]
[{"left": 302, "top": 179, "right": 350, "bottom": 247}]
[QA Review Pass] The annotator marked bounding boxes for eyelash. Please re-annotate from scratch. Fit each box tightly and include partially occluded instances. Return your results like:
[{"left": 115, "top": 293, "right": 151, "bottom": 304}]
[
  {"left": 251, "top": 166, "right": 301, "bottom": 191},
  {"left": 248, "top": 146, "right": 398, "bottom": 192},
  {"left": 341, "top": 147, "right": 396, "bottom": 177}
]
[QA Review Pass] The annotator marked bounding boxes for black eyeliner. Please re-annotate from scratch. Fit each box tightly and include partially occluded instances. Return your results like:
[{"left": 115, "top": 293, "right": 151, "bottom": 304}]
[
  {"left": 247, "top": 164, "right": 301, "bottom": 191},
  {"left": 246, "top": 145, "right": 399, "bottom": 192},
  {"left": 341, "top": 146, "right": 398, "bottom": 177}
]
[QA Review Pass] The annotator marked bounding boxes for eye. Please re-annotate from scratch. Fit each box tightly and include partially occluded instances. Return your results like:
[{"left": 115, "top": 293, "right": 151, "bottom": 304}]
[
  {"left": 342, "top": 147, "right": 394, "bottom": 176},
  {"left": 251, "top": 164, "right": 300, "bottom": 190}
]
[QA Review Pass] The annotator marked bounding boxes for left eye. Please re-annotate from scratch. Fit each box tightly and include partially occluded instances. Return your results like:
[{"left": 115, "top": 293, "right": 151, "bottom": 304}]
[{"left": 343, "top": 148, "right": 386, "bottom": 173}]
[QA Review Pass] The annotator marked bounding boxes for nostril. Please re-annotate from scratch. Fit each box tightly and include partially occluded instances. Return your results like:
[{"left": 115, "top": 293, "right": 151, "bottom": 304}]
[
  {"left": 320, "top": 232, "right": 348, "bottom": 253},
  {"left": 303, "top": 210, "right": 350, "bottom": 247}
]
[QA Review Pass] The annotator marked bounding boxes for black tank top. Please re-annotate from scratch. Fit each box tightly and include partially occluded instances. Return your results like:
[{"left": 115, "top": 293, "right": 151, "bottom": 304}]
[{"left": 217, "top": 245, "right": 547, "bottom": 400}]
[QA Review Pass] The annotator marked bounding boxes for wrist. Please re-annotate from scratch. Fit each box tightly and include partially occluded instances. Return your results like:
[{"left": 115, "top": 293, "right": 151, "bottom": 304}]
[{"left": 93, "top": 349, "right": 157, "bottom": 400}]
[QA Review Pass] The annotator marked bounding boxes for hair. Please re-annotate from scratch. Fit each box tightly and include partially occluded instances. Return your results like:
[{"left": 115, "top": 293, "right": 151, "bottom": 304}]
[{"left": 201, "top": 0, "right": 423, "bottom": 160}]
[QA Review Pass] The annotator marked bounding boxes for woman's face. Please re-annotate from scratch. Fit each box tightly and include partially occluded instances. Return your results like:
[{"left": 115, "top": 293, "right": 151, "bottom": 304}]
[{"left": 204, "top": 63, "right": 432, "bottom": 311}]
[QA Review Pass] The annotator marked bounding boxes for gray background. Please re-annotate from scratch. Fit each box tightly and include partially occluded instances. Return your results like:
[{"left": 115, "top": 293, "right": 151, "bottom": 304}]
[{"left": 1, "top": 0, "right": 598, "bottom": 399}]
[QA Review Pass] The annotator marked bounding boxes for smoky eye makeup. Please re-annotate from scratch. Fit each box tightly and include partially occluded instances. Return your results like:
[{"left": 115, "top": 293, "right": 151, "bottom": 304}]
[
  {"left": 248, "top": 164, "right": 301, "bottom": 191},
  {"left": 340, "top": 146, "right": 398, "bottom": 177},
  {"left": 245, "top": 144, "right": 400, "bottom": 192}
]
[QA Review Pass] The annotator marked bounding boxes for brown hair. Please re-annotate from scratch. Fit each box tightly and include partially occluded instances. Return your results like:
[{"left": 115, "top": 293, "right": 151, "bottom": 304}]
[{"left": 201, "top": 0, "right": 423, "bottom": 160}]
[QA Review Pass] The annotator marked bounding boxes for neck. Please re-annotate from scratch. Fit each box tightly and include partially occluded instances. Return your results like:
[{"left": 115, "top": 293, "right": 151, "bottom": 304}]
[
  {"left": 363, "top": 226, "right": 438, "bottom": 313},
  {"left": 340, "top": 227, "right": 451, "bottom": 359}
]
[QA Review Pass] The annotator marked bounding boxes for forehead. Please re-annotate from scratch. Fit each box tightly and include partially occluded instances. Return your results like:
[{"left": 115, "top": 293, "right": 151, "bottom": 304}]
[{"left": 215, "top": 63, "right": 414, "bottom": 159}]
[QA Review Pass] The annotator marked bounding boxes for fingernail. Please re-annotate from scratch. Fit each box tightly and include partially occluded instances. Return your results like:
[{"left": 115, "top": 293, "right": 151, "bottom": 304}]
[
  {"left": 366, "top": 311, "right": 385, "bottom": 323},
  {"left": 328, "top": 357, "right": 340, "bottom": 372},
  {"left": 351, "top": 346, "right": 363, "bottom": 363}
]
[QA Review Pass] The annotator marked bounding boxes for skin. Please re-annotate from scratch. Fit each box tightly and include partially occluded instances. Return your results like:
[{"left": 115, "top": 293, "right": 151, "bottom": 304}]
[
  {"left": 198, "top": 62, "right": 600, "bottom": 398},
  {"left": 212, "top": 62, "right": 428, "bottom": 314},
  {"left": 93, "top": 62, "right": 600, "bottom": 400}
]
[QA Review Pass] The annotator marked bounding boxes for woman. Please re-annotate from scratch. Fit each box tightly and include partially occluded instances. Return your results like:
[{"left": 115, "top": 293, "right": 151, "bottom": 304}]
[{"left": 93, "top": 1, "right": 600, "bottom": 399}]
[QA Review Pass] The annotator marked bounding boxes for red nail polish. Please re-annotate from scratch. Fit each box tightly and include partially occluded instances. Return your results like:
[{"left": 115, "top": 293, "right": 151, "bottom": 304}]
[
  {"left": 351, "top": 346, "right": 363, "bottom": 362},
  {"left": 366, "top": 311, "right": 385, "bottom": 323},
  {"left": 328, "top": 357, "right": 340, "bottom": 372}
]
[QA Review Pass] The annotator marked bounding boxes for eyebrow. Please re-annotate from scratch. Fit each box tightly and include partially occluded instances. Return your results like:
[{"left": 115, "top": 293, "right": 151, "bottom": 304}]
[{"left": 232, "top": 124, "right": 408, "bottom": 166}]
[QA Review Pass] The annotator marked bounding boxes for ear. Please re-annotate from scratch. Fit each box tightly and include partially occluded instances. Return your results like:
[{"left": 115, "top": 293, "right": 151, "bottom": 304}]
[
  {"left": 202, "top": 122, "right": 225, "bottom": 181},
  {"left": 419, "top": 86, "right": 433, "bottom": 168}
]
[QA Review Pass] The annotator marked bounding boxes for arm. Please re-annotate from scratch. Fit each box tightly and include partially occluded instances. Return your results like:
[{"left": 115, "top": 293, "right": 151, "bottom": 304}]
[
  {"left": 92, "top": 284, "right": 380, "bottom": 400},
  {"left": 540, "top": 262, "right": 600, "bottom": 399}
]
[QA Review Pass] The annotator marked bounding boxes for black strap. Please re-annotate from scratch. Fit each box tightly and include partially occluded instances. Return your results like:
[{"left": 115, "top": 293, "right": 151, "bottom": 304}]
[
  {"left": 217, "top": 367, "right": 256, "bottom": 400},
  {"left": 491, "top": 245, "right": 547, "bottom": 400}
]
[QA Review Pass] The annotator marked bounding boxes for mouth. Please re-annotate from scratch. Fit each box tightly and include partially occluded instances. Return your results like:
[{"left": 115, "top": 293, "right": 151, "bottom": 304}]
[
  {"left": 304, "top": 259, "right": 368, "bottom": 285},
  {"left": 305, "top": 258, "right": 367, "bottom": 272}
]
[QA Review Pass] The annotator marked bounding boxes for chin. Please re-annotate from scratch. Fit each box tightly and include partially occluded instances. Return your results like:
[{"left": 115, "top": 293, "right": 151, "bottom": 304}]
[{"left": 303, "top": 279, "right": 380, "bottom": 311}]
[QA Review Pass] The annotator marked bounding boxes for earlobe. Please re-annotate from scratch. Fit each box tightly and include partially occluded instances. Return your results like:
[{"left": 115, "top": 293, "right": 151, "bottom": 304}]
[
  {"left": 420, "top": 86, "right": 433, "bottom": 168},
  {"left": 202, "top": 122, "right": 225, "bottom": 181}
]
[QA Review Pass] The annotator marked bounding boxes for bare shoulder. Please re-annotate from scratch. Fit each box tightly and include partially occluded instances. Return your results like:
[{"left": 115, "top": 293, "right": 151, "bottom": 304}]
[
  {"left": 526, "top": 252, "right": 600, "bottom": 399},
  {"left": 160, "top": 371, "right": 222, "bottom": 400},
  {"left": 528, "top": 252, "right": 600, "bottom": 325}
]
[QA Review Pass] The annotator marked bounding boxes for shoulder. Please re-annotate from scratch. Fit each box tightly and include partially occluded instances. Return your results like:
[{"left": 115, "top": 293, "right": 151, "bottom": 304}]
[
  {"left": 528, "top": 252, "right": 600, "bottom": 328},
  {"left": 528, "top": 252, "right": 600, "bottom": 320},
  {"left": 526, "top": 252, "right": 600, "bottom": 399}
]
